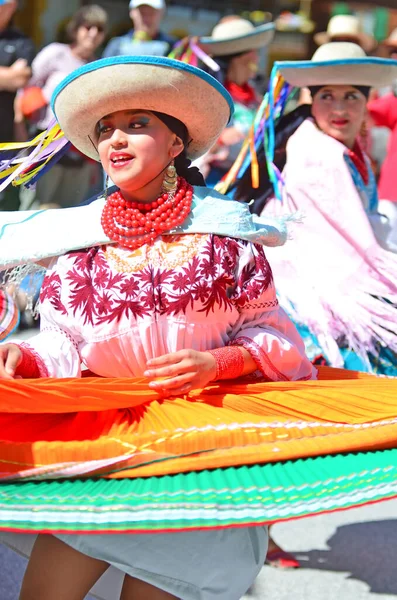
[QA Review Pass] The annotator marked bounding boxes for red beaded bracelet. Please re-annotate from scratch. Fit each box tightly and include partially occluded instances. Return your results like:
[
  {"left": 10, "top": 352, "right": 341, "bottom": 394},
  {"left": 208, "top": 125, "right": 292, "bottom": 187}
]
[{"left": 208, "top": 346, "right": 245, "bottom": 381}]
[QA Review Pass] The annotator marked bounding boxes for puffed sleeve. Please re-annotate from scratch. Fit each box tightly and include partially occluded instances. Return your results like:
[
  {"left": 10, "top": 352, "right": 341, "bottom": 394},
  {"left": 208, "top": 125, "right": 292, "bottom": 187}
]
[
  {"left": 228, "top": 241, "right": 316, "bottom": 381},
  {"left": 13, "top": 257, "right": 82, "bottom": 378}
]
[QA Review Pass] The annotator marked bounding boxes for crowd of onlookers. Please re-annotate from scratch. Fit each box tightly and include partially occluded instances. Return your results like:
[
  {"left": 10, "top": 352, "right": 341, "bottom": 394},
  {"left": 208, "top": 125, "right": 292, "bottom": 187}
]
[
  {"left": 0, "top": 0, "right": 175, "bottom": 213},
  {"left": 2, "top": 2, "right": 397, "bottom": 212}
]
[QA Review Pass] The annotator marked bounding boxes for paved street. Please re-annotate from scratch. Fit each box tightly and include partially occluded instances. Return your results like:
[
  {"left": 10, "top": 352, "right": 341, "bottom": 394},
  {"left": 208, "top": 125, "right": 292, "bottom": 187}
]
[
  {"left": 1, "top": 498, "right": 397, "bottom": 599},
  {"left": 243, "top": 499, "right": 397, "bottom": 600}
]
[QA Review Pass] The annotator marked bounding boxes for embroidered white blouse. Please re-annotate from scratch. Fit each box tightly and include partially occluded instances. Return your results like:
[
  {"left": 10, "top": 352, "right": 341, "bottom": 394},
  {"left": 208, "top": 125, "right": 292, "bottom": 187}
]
[{"left": 19, "top": 233, "right": 315, "bottom": 381}]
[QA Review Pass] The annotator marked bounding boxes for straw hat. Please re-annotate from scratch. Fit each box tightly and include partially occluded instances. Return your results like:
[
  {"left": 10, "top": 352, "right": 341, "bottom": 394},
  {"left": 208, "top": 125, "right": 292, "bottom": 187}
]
[
  {"left": 51, "top": 56, "right": 233, "bottom": 161},
  {"left": 198, "top": 18, "right": 275, "bottom": 57},
  {"left": 276, "top": 42, "right": 397, "bottom": 89},
  {"left": 384, "top": 28, "right": 397, "bottom": 49},
  {"left": 314, "top": 15, "right": 376, "bottom": 54}
]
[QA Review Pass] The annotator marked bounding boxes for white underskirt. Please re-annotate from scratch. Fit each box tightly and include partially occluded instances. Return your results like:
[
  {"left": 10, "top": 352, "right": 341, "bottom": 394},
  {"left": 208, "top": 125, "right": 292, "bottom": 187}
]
[{"left": 1, "top": 526, "right": 268, "bottom": 600}]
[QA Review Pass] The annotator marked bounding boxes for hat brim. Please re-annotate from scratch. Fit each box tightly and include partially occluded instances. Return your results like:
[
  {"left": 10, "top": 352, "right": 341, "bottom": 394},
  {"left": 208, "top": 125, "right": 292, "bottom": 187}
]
[
  {"left": 314, "top": 31, "right": 376, "bottom": 53},
  {"left": 199, "top": 23, "right": 275, "bottom": 57},
  {"left": 276, "top": 57, "right": 397, "bottom": 88},
  {"left": 51, "top": 56, "right": 234, "bottom": 161}
]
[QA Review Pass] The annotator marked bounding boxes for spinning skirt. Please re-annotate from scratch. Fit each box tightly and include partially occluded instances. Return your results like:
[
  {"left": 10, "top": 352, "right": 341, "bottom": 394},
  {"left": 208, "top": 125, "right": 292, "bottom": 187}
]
[
  {"left": 1, "top": 366, "right": 397, "bottom": 598},
  {"left": 0, "top": 367, "right": 396, "bottom": 532}
]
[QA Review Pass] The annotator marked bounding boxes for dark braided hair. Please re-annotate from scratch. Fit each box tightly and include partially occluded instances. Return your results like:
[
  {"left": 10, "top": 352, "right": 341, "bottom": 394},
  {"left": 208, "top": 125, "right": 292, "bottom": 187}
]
[
  {"left": 152, "top": 111, "right": 206, "bottom": 187},
  {"left": 174, "top": 150, "right": 206, "bottom": 187}
]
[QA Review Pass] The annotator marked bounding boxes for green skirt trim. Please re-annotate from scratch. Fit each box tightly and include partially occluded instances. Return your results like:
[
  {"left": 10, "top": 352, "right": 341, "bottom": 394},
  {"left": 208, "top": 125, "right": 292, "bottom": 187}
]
[{"left": 1, "top": 449, "right": 396, "bottom": 533}]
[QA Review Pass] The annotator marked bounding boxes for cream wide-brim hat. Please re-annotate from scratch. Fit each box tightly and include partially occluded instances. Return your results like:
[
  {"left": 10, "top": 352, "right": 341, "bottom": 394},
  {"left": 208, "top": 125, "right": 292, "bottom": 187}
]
[
  {"left": 51, "top": 56, "right": 234, "bottom": 161},
  {"left": 198, "top": 19, "right": 275, "bottom": 57},
  {"left": 314, "top": 15, "right": 376, "bottom": 54},
  {"left": 276, "top": 42, "right": 397, "bottom": 89}
]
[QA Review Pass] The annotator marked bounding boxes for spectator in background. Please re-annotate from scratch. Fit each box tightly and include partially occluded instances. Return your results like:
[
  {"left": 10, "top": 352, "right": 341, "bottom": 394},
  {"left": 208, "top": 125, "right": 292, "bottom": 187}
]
[
  {"left": 314, "top": 15, "right": 376, "bottom": 54},
  {"left": 27, "top": 4, "right": 107, "bottom": 209},
  {"left": 196, "top": 17, "right": 275, "bottom": 185},
  {"left": 367, "top": 30, "right": 397, "bottom": 241},
  {"left": 368, "top": 89, "right": 397, "bottom": 204},
  {"left": 300, "top": 15, "right": 377, "bottom": 108},
  {"left": 366, "top": 29, "right": 397, "bottom": 198},
  {"left": 0, "top": 0, "right": 35, "bottom": 210},
  {"left": 103, "top": 0, "right": 175, "bottom": 58}
]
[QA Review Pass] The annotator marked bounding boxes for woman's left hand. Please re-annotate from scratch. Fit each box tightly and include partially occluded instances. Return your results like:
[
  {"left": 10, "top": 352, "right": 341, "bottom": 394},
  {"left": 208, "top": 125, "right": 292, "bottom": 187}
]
[{"left": 144, "top": 349, "right": 217, "bottom": 396}]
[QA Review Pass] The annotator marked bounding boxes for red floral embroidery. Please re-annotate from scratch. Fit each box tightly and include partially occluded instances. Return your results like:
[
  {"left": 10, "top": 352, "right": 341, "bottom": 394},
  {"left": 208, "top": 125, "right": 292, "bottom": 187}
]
[
  {"left": 39, "top": 235, "right": 274, "bottom": 328},
  {"left": 39, "top": 272, "right": 68, "bottom": 315},
  {"left": 231, "top": 244, "right": 273, "bottom": 308}
]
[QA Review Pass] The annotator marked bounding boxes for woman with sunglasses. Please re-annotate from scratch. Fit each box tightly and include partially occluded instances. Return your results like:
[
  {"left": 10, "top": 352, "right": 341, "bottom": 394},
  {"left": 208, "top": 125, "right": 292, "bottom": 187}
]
[{"left": 24, "top": 4, "right": 108, "bottom": 209}]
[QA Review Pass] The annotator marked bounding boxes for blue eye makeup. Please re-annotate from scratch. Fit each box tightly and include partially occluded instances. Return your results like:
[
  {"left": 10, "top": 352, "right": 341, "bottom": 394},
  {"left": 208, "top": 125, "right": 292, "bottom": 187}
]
[
  {"left": 129, "top": 116, "right": 150, "bottom": 129},
  {"left": 96, "top": 112, "right": 152, "bottom": 136},
  {"left": 97, "top": 122, "right": 111, "bottom": 135}
]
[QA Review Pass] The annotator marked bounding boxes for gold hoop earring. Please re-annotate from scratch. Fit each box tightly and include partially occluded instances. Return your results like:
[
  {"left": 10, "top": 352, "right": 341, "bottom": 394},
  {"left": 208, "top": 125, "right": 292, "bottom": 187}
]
[{"left": 162, "top": 160, "right": 177, "bottom": 195}]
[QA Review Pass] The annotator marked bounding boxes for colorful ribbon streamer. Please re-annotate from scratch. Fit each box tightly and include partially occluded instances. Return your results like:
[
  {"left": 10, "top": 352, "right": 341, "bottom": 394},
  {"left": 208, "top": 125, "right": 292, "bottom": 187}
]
[
  {"left": 0, "top": 120, "right": 70, "bottom": 190},
  {"left": 215, "top": 70, "right": 296, "bottom": 198}
]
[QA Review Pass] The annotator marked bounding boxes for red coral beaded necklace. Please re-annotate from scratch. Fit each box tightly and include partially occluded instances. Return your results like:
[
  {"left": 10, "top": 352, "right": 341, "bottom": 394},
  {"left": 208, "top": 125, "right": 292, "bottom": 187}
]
[{"left": 101, "top": 176, "right": 193, "bottom": 250}]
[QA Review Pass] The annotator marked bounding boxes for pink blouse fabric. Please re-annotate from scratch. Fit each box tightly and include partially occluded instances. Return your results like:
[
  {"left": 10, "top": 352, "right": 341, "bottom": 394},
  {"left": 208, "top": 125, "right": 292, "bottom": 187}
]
[{"left": 20, "top": 233, "right": 315, "bottom": 382}]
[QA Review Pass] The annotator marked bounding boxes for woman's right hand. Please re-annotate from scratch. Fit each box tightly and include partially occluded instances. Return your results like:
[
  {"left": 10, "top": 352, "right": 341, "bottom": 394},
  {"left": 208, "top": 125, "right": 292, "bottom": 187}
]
[{"left": 0, "top": 344, "right": 22, "bottom": 380}]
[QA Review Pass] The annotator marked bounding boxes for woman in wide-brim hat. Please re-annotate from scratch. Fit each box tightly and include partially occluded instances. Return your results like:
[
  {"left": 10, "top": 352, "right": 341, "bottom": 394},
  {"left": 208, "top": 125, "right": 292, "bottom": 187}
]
[
  {"left": 196, "top": 18, "right": 275, "bottom": 184},
  {"left": 253, "top": 42, "right": 397, "bottom": 373},
  {"left": 0, "top": 55, "right": 317, "bottom": 600},
  {"left": 231, "top": 39, "right": 397, "bottom": 569},
  {"left": 230, "top": 41, "right": 397, "bottom": 566},
  {"left": 198, "top": 17, "right": 275, "bottom": 58},
  {"left": 2, "top": 53, "right": 397, "bottom": 600}
]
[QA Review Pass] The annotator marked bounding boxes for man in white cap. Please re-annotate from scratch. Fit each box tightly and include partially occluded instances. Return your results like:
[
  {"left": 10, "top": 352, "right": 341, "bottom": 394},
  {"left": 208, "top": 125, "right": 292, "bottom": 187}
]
[{"left": 103, "top": 0, "right": 175, "bottom": 58}]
